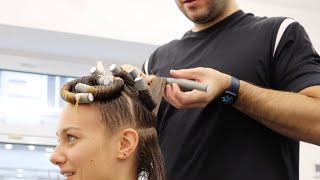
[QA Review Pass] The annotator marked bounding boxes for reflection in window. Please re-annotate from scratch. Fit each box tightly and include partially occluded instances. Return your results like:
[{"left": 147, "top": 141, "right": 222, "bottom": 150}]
[
  {"left": 47, "top": 75, "right": 56, "bottom": 108},
  {"left": 0, "top": 143, "right": 63, "bottom": 180},
  {"left": 0, "top": 70, "right": 74, "bottom": 180},
  {"left": 0, "top": 70, "right": 74, "bottom": 127}
]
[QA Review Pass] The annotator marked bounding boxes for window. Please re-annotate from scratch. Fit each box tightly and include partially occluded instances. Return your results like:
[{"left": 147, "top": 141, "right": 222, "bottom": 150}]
[
  {"left": 0, "top": 143, "right": 63, "bottom": 180},
  {"left": 0, "top": 70, "right": 74, "bottom": 145},
  {"left": 0, "top": 70, "right": 74, "bottom": 179}
]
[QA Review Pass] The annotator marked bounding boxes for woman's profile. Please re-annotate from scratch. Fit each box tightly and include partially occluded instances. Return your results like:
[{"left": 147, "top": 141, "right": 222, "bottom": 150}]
[{"left": 50, "top": 62, "right": 166, "bottom": 180}]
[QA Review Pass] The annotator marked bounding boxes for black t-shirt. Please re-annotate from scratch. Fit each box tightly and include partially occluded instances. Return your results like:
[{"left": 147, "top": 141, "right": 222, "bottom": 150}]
[{"left": 145, "top": 10, "right": 320, "bottom": 180}]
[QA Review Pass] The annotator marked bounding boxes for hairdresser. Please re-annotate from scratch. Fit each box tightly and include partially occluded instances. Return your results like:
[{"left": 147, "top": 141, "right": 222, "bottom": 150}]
[{"left": 122, "top": 0, "right": 320, "bottom": 179}]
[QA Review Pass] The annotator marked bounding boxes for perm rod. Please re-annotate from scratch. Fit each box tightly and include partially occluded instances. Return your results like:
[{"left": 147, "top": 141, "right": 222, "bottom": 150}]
[{"left": 166, "top": 78, "right": 208, "bottom": 92}]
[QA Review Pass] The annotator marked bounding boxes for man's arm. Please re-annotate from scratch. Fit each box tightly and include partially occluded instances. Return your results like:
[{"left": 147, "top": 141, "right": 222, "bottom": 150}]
[
  {"left": 165, "top": 68, "right": 320, "bottom": 145},
  {"left": 234, "top": 81, "right": 320, "bottom": 145}
]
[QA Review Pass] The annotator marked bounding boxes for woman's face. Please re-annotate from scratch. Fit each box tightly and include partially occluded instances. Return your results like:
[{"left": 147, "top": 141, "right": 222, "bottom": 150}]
[{"left": 50, "top": 103, "right": 120, "bottom": 180}]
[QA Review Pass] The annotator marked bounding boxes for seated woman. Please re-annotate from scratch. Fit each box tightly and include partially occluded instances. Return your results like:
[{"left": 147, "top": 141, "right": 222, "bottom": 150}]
[{"left": 50, "top": 63, "right": 166, "bottom": 180}]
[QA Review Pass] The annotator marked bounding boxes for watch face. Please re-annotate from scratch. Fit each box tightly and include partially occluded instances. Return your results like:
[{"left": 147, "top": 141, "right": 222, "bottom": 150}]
[{"left": 219, "top": 91, "right": 237, "bottom": 105}]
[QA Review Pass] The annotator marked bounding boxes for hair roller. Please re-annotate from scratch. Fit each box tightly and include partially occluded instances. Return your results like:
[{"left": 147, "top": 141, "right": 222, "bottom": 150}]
[
  {"left": 97, "top": 76, "right": 113, "bottom": 85},
  {"left": 109, "top": 64, "right": 134, "bottom": 84},
  {"left": 90, "top": 66, "right": 104, "bottom": 75},
  {"left": 135, "top": 77, "right": 157, "bottom": 111},
  {"left": 128, "top": 68, "right": 140, "bottom": 79},
  {"left": 61, "top": 83, "right": 77, "bottom": 104},
  {"left": 89, "top": 77, "right": 125, "bottom": 100},
  {"left": 75, "top": 93, "right": 94, "bottom": 103},
  {"left": 75, "top": 83, "right": 94, "bottom": 93}
]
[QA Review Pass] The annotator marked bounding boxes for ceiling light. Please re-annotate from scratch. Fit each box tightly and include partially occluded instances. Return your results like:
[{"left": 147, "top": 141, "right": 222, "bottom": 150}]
[
  {"left": 28, "top": 145, "right": 36, "bottom": 151},
  {"left": 4, "top": 144, "right": 13, "bottom": 150},
  {"left": 16, "top": 169, "right": 24, "bottom": 173},
  {"left": 45, "top": 147, "right": 54, "bottom": 153},
  {"left": 16, "top": 173, "right": 24, "bottom": 178}
]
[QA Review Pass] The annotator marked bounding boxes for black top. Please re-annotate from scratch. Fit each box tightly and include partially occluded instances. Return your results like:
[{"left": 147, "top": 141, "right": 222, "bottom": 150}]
[{"left": 145, "top": 10, "right": 320, "bottom": 180}]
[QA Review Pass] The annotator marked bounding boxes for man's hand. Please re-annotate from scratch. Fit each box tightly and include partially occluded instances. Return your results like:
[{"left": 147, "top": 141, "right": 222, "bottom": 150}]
[
  {"left": 165, "top": 67, "right": 231, "bottom": 109},
  {"left": 121, "top": 65, "right": 231, "bottom": 109}
]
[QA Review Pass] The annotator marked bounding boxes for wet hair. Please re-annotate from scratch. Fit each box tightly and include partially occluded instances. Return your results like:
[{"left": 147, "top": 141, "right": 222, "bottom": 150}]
[{"left": 61, "top": 66, "right": 166, "bottom": 180}]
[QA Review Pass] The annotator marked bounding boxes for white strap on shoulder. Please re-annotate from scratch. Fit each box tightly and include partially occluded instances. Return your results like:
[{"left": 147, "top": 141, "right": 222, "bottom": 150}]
[
  {"left": 273, "top": 18, "right": 296, "bottom": 57},
  {"left": 143, "top": 59, "right": 150, "bottom": 76}
]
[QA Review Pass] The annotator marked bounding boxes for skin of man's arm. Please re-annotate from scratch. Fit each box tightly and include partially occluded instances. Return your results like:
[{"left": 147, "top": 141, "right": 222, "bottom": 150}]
[{"left": 165, "top": 67, "right": 320, "bottom": 146}]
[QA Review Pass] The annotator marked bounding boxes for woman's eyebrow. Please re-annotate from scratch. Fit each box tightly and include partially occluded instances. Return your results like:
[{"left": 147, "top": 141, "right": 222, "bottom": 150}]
[{"left": 56, "top": 127, "right": 81, "bottom": 136}]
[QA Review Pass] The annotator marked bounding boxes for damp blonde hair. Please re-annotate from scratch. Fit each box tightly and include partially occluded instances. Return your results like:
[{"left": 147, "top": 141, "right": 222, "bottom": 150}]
[{"left": 60, "top": 67, "right": 166, "bottom": 180}]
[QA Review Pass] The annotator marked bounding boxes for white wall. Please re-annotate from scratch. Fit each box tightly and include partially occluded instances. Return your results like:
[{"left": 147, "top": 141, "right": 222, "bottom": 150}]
[
  {"left": 0, "top": 0, "right": 190, "bottom": 45},
  {"left": 0, "top": 0, "right": 318, "bottom": 49}
]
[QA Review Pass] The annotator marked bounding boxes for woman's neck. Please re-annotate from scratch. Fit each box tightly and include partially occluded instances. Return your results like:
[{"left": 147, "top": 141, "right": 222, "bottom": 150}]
[{"left": 116, "top": 161, "right": 138, "bottom": 180}]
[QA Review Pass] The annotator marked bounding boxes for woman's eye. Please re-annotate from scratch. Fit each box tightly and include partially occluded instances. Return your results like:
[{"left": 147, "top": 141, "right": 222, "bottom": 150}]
[{"left": 67, "top": 135, "right": 77, "bottom": 142}]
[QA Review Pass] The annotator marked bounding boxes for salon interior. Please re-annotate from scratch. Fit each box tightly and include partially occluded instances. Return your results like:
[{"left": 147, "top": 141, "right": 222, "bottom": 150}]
[{"left": 0, "top": 0, "right": 319, "bottom": 179}]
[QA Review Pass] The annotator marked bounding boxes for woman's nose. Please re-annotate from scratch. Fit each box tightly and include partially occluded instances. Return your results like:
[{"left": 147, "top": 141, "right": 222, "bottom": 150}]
[{"left": 50, "top": 145, "right": 67, "bottom": 166}]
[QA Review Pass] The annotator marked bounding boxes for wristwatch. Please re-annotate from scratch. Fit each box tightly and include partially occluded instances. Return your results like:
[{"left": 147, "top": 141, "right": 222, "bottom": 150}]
[{"left": 219, "top": 76, "right": 240, "bottom": 105}]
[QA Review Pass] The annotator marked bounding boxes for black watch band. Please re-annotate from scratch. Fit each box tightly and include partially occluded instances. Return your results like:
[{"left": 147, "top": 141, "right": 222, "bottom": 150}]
[{"left": 219, "top": 76, "right": 240, "bottom": 105}]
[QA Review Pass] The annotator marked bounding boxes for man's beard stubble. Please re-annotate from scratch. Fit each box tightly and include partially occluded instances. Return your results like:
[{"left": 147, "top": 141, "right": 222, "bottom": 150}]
[{"left": 186, "top": 0, "right": 229, "bottom": 24}]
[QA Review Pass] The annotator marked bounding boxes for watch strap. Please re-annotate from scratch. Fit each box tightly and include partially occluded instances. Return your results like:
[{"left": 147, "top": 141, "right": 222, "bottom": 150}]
[
  {"left": 219, "top": 76, "right": 240, "bottom": 105},
  {"left": 228, "top": 76, "right": 240, "bottom": 95}
]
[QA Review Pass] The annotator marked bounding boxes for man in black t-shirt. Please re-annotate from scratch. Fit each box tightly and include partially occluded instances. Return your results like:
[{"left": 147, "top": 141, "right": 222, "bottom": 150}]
[{"left": 122, "top": 0, "right": 320, "bottom": 179}]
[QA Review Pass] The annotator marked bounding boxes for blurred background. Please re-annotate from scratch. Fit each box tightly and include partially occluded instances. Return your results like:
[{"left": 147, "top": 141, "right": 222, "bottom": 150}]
[{"left": 0, "top": 0, "right": 319, "bottom": 179}]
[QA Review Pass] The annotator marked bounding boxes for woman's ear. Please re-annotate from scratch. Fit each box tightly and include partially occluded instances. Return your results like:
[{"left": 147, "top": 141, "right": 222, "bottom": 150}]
[{"left": 117, "top": 128, "right": 139, "bottom": 160}]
